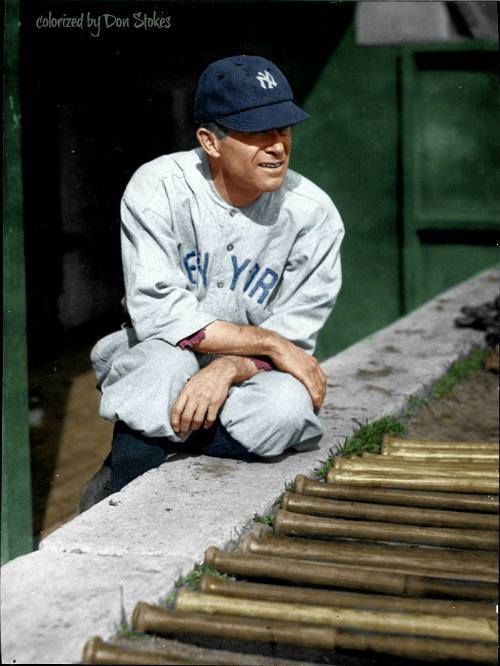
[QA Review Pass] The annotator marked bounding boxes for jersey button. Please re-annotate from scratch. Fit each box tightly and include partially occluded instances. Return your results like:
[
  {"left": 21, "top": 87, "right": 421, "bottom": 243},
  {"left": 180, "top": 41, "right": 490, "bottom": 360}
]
[
  {"left": 227, "top": 244, "right": 234, "bottom": 251},
  {"left": 217, "top": 281, "right": 224, "bottom": 288},
  {"left": 229, "top": 209, "right": 237, "bottom": 217}
]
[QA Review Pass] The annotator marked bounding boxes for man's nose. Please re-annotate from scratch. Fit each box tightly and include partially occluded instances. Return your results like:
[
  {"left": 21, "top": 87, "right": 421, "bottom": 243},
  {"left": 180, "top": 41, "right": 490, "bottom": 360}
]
[{"left": 265, "top": 131, "right": 287, "bottom": 154}]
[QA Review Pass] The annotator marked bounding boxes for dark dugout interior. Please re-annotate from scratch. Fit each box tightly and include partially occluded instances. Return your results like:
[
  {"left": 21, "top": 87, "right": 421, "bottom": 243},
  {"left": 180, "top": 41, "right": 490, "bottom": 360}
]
[{"left": 21, "top": 0, "right": 354, "bottom": 367}]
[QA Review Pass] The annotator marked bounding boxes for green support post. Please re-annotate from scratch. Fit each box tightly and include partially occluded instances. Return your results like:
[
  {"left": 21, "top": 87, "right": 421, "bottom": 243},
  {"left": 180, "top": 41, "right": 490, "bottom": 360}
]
[{"left": 2, "top": 0, "right": 34, "bottom": 564}]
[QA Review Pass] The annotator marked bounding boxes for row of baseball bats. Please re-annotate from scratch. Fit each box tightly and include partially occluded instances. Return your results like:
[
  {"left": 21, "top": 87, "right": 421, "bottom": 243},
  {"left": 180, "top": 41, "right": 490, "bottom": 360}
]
[{"left": 83, "top": 436, "right": 499, "bottom": 664}]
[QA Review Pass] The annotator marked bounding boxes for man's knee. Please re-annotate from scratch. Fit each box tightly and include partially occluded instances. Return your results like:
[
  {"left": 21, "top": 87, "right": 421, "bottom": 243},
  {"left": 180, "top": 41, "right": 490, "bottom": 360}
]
[
  {"left": 97, "top": 337, "right": 199, "bottom": 438},
  {"left": 91, "top": 328, "right": 135, "bottom": 388},
  {"left": 105, "top": 338, "right": 198, "bottom": 384},
  {"left": 221, "top": 371, "right": 322, "bottom": 457},
  {"left": 265, "top": 373, "right": 314, "bottom": 430}
]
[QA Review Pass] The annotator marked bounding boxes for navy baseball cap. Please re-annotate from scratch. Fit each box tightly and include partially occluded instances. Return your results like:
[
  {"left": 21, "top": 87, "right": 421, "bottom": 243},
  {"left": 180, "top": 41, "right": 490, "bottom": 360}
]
[{"left": 194, "top": 55, "right": 310, "bottom": 132}]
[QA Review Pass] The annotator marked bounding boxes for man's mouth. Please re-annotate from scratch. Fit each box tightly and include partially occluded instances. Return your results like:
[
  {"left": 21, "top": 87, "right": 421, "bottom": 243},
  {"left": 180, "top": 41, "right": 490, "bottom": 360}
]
[{"left": 259, "top": 161, "right": 284, "bottom": 169}]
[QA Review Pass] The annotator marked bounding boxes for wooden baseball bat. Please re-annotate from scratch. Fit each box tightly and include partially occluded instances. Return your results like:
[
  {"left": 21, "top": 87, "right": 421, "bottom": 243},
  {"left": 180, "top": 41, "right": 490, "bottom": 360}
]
[
  {"left": 382, "top": 435, "right": 499, "bottom": 450},
  {"left": 82, "top": 636, "right": 188, "bottom": 664},
  {"left": 199, "top": 574, "right": 497, "bottom": 617},
  {"left": 204, "top": 546, "right": 498, "bottom": 600},
  {"left": 175, "top": 589, "right": 497, "bottom": 642},
  {"left": 381, "top": 448, "right": 498, "bottom": 462},
  {"left": 239, "top": 533, "right": 498, "bottom": 581},
  {"left": 294, "top": 475, "right": 499, "bottom": 512},
  {"left": 281, "top": 491, "right": 499, "bottom": 530},
  {"left": 131, "top": 602, "right": 337, "bottom": 650},
  {"left": 334, "top": 457, "right": 498, "bottom": 478},
  {"left": 83, "top": 635, "right": 315, "bottom": 666},
  {"left": 326, "top": 469, "right": 498, "bottom": 493},
  {"left": 127, "top": 600, "right": 499, "bottom": 663},
  {"left": 274, "top": 509, "right": 499, "bottom": 551}
]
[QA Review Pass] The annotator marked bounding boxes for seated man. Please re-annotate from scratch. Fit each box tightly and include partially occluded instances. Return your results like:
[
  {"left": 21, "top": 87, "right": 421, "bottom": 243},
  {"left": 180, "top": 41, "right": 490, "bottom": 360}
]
[{"left": 81, "top": 54, "right": 344, "bottom": 507}]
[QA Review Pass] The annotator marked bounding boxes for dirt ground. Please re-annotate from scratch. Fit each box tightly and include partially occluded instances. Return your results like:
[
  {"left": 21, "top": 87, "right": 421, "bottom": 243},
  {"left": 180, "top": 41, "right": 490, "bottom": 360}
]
[
  {"left": 29, "top": 341, "right": 112, "bottom": 538},
  {"left": 403, "top": 368, "right": 499, "bottom": 443}
]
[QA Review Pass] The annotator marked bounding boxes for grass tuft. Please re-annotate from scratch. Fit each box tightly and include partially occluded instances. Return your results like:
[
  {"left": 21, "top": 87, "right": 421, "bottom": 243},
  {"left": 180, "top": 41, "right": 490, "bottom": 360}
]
[
  {"left": 407, "top": 396, "right": 428, "bottom": 410},
  {"left": 273, "top": 480, "right": 296, "bottom": 506},
  {"left": 113, "top": 585, "right": 147, "bottom": 639},
  {"left": 314, "top": 446, "right": 338, "bottom": 481},
  {"left": 178, "top": 563, "right": 231, "bottom": 590},
  {"left": 115, "top": 623, "right": 147, "bottom": 640},
  {"left": 403, "top": 347, "right": 489, "bottom": 418},
  {"left": 164, "top": 590, "right": 177, "bottom": 609},
  {"left": 429, "top": 347, "right": 488, "bottom": 400},
  {"left": 314, "top": 416, "right": 406, "bottom": 479},
  {"left": 253, "top": 513, "right": 274, "bottom": 526},
  {"left": 164, "top": 562, "right": 233, "bottom": 607}
]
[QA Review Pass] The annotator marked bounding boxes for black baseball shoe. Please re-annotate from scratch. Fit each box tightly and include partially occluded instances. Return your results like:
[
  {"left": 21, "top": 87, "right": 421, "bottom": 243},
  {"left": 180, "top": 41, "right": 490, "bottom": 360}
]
[{"left": 78, "top": 463, "right": 112, "bottom": 513}]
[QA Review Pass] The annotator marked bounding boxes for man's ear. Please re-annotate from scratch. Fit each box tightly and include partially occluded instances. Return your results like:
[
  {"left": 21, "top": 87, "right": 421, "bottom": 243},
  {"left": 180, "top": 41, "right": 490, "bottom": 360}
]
[{"left": 196, "top": 127, "right": 221, "bottom": 158}]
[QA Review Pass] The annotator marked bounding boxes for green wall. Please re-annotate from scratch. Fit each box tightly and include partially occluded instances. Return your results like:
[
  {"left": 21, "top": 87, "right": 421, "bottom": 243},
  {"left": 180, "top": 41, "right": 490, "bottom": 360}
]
[
  {"left": 292, "top": 27, "right": 499, "bottom": 360},
  {"left": 292, "top": 26, "right": 402, "bottom": 359},
  {"left": 401, "top": 45, "right": 499, "bottom": 312}
]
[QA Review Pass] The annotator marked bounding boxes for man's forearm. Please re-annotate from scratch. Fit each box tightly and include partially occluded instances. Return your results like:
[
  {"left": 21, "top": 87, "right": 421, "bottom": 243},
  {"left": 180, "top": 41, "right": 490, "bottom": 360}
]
[
  {"left": 188, "top": 320, "right": 282, "bottom": 359},
  {"left": 186, "top": 320, "right": 326, "bottom": 411}
]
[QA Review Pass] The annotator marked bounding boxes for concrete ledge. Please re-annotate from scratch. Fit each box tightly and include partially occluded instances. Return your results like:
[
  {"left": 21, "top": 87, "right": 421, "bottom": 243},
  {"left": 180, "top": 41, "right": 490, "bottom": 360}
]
[{"left": 2, "top": 268, "right": 498, "bottom": 664}]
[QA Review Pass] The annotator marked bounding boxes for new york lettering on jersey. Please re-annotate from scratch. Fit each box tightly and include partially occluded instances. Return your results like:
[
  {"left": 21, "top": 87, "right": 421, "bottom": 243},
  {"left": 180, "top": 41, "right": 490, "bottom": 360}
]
[{"left": 182, "top": 250, "right": 279, "bottom": 305}]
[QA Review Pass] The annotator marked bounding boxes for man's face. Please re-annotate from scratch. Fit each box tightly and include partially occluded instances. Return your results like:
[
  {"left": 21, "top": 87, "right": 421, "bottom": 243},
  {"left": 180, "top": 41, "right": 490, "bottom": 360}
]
[{"left": 216, "top": 126, "right": 292, "bottom": 202}]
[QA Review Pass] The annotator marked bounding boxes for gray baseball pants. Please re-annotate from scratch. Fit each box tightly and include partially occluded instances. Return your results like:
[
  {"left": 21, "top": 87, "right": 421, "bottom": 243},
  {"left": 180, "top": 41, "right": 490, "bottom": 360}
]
[{"left": 90, "top": 327, "right": 323, "bottom": 457}]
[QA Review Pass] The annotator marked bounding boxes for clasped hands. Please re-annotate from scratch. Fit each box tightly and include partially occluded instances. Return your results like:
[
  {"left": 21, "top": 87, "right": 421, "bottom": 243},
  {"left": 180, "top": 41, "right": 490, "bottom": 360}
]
[{"left": 171, "top": 331, "right": 326, "bottom": 437}]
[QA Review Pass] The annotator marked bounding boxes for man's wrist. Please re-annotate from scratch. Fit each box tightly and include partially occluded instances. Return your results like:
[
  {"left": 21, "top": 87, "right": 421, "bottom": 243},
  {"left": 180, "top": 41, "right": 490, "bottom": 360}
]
[
  {"left": 211, "top": 355, "right": 260, "bottom": 384},
  {"left": 211, "top": 356, "right": 243, "bottom": 383},
  {"left": 258, "top": 328, "right": 283, "bottom": 360}
]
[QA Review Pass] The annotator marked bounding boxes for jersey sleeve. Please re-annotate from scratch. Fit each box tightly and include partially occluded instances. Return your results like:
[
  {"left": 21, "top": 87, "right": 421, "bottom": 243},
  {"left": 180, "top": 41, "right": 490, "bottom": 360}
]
[
  {"left": 259, "top": 206, "right": 344, "bottom": 354},
  {"left": 121, "top": 188, "right": 218, "bottom": 346}
]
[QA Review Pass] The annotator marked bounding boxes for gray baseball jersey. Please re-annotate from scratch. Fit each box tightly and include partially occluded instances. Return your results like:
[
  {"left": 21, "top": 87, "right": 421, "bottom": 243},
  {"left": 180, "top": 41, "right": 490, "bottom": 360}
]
[{"left": 121, "top": 146, "right": 344, "bottom": 354}]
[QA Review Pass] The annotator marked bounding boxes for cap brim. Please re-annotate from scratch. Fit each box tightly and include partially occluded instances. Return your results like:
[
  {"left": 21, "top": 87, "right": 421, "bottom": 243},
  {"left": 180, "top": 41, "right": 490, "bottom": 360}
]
[{"left": 214, "top": 100, "right": 310, "bottom": 132}]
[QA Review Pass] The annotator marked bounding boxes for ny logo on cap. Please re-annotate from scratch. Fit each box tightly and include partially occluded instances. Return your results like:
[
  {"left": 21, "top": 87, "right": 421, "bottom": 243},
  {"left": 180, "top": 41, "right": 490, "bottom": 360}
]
[{"left": 256, "top": 70, "right": 278, "bottom": 90}]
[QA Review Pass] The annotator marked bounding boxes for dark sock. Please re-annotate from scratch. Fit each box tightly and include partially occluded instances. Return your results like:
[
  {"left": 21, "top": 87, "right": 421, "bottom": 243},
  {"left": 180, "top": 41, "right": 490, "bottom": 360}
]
[
  {"left": 110, "top": 420, "right": 258, "bottom": 492},
  {"left": 110, "top": 422, "right": 179, "bottom": 492},
  {"left": 195, "top": 421, "right": 259, "bottom": 461}
]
